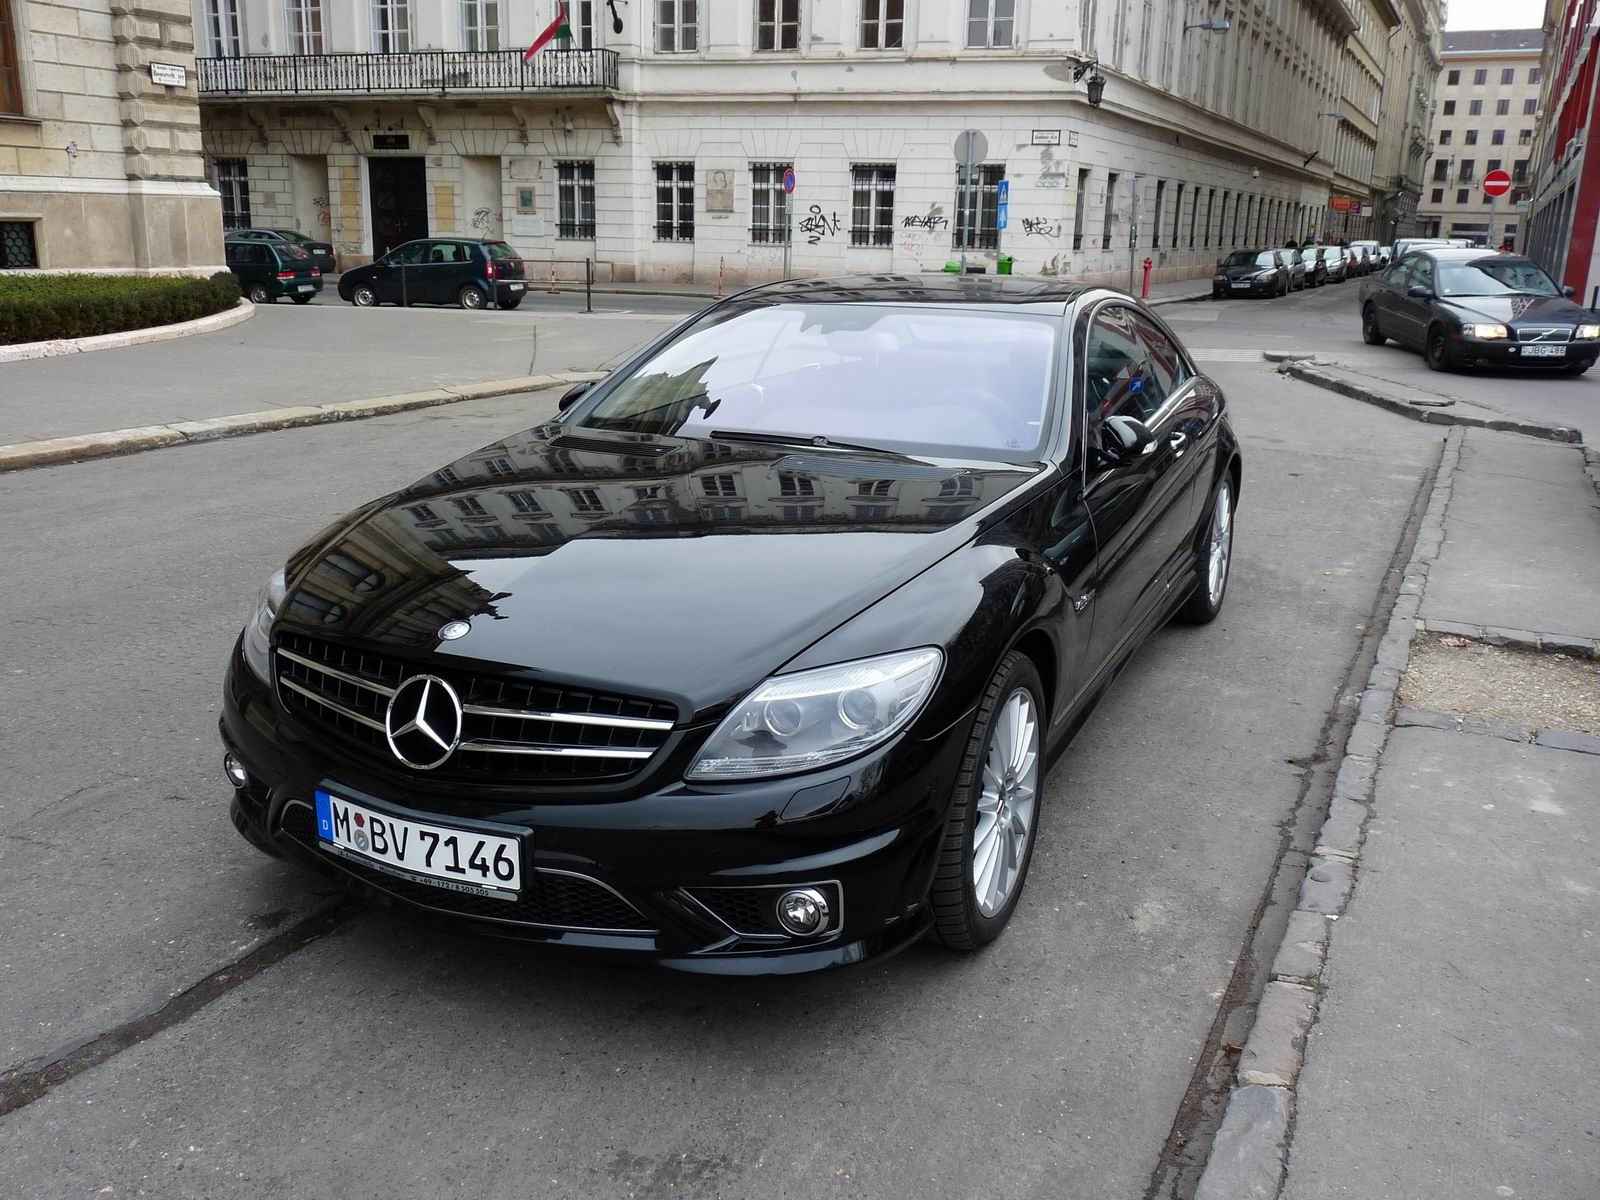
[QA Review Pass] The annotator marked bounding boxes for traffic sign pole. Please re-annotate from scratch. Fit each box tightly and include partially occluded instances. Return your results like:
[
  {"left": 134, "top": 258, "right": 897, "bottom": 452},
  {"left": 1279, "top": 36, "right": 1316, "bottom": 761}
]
[
  {"left": 1481, "top": 169, "right": 1513, "bottom": 249},
  {"left": 781, "top": 167, "right": 796, "bottom": 278}
]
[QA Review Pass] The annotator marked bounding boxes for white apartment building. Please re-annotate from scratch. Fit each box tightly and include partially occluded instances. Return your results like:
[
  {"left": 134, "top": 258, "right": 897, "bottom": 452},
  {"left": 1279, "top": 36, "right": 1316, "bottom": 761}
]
[
  {"left": 1415, "top": 28, "right": 1543, "bottom": 247},
  {"left": 190, "top": 0, "right": 1442, "bottom": 286}
]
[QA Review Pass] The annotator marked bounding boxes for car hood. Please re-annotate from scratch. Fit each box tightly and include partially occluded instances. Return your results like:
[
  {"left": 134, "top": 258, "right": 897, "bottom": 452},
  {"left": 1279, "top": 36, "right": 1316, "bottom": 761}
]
[
  {"left": 1440, "top": 294, "right": 1595, "bottom": 327},
  {"left": 1219, "top": 265, "right": 1272, "bottom": 278},
  {"left": 276, "top": 424, "right": 1041, "bottom": 717}
]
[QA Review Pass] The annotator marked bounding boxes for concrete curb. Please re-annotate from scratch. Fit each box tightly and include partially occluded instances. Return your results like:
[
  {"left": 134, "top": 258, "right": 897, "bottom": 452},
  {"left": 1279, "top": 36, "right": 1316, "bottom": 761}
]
[
  {"left": 1417, "top": 618, "right": 1600, "bottom": 660},
  {"left": 1192, "top": 426, "right": 1466, "bottom": 1200},
  {"left": 0, "top": 371, "right": 602, "bottom": 473},
  {"left": 1147, "top": 289, "right": 1213, "bottom": 308},
  {"left": 0, "top": 299, "right": 255, "bottom": 364},
  {"left": 1278, "top": 359, "right": 1582, "bottom": 444}
]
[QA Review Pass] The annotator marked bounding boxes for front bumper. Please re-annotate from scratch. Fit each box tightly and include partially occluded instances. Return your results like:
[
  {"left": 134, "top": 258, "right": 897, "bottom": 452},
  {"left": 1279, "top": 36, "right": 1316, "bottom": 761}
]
[
  {"left": 1214, "top": 279, "right": 1277, "bottom": 297},
  {"left": 1452, "top": 334, "right": 1599, "bottom": 369},
  {"left": 220, "top": 639, "right": 968, "bottom": 974}
]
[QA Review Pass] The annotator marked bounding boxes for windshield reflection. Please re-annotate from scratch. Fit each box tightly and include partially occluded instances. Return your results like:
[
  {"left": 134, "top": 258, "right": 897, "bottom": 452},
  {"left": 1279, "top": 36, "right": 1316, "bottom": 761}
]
[{"left": 1438, "top": 259, "right": 1561, "bottom": 298}]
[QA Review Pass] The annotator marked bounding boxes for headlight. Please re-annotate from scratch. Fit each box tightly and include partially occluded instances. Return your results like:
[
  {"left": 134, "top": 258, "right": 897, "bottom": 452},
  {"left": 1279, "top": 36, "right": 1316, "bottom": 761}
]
[
  {"left": 1575, "top": 324, "right": 1600, "bottom": 340},
  {"left": 242, "top": 568, "right": 287, "bottom": 683},
  {"left": 686, "top": 648, "right": 943, "bottom": 781},
  {"left": 1462, "top": 323, "right": 1509, "bottom": 340}
]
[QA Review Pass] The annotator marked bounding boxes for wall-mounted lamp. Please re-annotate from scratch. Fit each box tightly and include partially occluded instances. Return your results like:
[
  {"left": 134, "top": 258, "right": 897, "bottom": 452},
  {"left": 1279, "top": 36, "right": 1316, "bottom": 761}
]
[
  {"left": 1086, "top": 72, "right": 1106, "bottom": 107},
  {"left": 606, "top": 0, "right": 623, "bottom": 34}
]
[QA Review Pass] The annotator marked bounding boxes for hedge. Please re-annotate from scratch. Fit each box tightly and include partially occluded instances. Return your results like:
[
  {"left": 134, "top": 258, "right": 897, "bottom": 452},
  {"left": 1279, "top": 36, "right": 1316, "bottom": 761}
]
[{"left": 0, "top": 272, "right": 242, "bottom": 345}]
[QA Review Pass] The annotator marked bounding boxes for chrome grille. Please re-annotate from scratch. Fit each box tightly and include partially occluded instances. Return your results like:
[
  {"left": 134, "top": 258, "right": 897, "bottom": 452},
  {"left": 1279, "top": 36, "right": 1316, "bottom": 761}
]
[
  {"left": 1515, "top": 326, "right": 1572, "bottom": 343},
  {"left": 274, "top": 632, "right": 676, "bottom": 783}
]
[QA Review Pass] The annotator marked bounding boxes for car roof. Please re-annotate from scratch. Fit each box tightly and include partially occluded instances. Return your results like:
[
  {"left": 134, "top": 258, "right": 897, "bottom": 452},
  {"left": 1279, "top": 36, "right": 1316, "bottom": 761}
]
[
  {"left": 731, "top": 274, "right": 1099, "bottom": 310},
  {"left": 1417, "top": 247, "right": 1524, "bottom": 263}
]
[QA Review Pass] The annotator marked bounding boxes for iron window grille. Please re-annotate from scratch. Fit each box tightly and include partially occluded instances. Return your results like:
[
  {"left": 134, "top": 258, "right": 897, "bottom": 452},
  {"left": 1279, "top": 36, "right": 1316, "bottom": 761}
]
[
  {"left": 287, "top": 0, "right": 324, "bottom": 53},
  {"left": 557, "top": 161, "right": 596, "bottom": 238},
  {"left": 655, "top": 163, "right": 694, "bottom": 241},
  {"left": 966, "top": 0, "right": 1014, "bottom": 47},
  {"left": 860, "top": 0, "right": 903, "bottom": 48},
  {"left": 460, "top": 0, "right": 500, "bottom": 50},
  {"left": 756, "top": 0, "right": 800, "bottom": 50},
  {"left": 655, "top": 0, "right": 698, "bottom": 51},
  {"left": 954, "top": 164, "right": 1003, "bottom": 251},
  {"left": 750, "top": 163, "right": 792, "bottom": 245},
  {"left": 216, "top": 158, "right": 251, "bottom": 229},
  {"left": 850, "top": 164, "right": 895, "bottom": 246},
  {"left": 371, "top": 0, "right": 412, "bottom": 51},
  {"left": 0, "top": 220, "right": 38, "bottom": 269}
]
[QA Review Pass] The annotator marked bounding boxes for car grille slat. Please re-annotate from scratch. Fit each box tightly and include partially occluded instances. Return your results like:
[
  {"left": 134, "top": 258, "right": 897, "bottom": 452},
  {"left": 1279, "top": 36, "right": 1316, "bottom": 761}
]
[
  {"left": 273, "top": 632, "right": 676, "bottom": 784},
  {"left": 1516, "top": 326, "right": 1572, "bottom": 343},
  {"left": 278, "top": 804, "right": 656, "bottom": 932}
]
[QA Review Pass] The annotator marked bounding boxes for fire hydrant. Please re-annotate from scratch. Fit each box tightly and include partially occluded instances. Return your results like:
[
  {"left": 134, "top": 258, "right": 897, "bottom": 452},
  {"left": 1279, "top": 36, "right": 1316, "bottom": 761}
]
[{"left": 1141, "top": 257, "right": 1153, "bottom": 300}]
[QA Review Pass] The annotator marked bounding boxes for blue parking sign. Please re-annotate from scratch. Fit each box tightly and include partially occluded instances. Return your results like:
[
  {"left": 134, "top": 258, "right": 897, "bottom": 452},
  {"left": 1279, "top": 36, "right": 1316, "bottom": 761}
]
[
  {"left": 997, "top": 179, "right": 1009, "bottom": 204},
  {"left": 997, "top": 202, "right": 1009, "bottom": 230}
]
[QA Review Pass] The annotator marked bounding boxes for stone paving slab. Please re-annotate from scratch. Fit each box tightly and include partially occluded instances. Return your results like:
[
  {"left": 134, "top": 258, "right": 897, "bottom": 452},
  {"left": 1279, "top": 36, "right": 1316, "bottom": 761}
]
[{"left": 1282, "top": 726, "right": 1600, "bottom": 1200}]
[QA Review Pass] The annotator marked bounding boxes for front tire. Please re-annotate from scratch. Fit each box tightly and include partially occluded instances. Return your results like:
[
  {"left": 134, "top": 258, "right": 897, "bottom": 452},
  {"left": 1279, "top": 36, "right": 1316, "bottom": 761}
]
[
  {"left": 928, "top": 653, "right": 1045, "bottom": 950},
  {"left": 1176, "top": 475, "right": 1234, "bottom": 625},
  {"left": 1362, "top": 304, "right": 1386, "bottom": 345},
  {"left": 1425, "top": 324, "right": 1454, "bottom": 372},
  {"left": 351, "top": 285, "right": 378, "bottom": 307},
  {"left": 1564, "top": 360, "right": 1592, "bottom": 375},
  {"left": 458, "top": 284, "right": 487, "bottom": 310}
]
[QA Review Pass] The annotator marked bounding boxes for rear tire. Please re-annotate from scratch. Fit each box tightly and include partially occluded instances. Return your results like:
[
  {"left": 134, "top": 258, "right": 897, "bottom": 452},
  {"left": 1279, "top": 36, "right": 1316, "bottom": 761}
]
[
  {"left": 292, "top": 294, "right": 313, "bottom": 305},
  {"left": 1425, "top": 324, "right": 1454, "bottom": 372},
  {"left": 496, "top": 296, "right": 523, "bottom": 310},
  {"left": 1362, "top": 303, "right": 1386, "bottom": 346},
  {"left": 1176, "top": 474, "right": 1234, "bottom": 625},
  {"left": 458, "top": 284, "right": 487, "bottom": 310},
  {"left": 928, "top": 652, "right": 1045, "bottom": 951},
  {"left": 1564, "top": 360, "right": 1592, "bottom": 375},
  {"left": 247, "top": 283, "right": 272, "bottom": 304}
]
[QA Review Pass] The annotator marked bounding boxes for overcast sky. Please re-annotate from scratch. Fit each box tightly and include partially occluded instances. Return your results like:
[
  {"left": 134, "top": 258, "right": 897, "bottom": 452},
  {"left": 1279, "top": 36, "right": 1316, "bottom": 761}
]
[{"left": 1444, "top": 0, "right": 1545, "bottom": 30}]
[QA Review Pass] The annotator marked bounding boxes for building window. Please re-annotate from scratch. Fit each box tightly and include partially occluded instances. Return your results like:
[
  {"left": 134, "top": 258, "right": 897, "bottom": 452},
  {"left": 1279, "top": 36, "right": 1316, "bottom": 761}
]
[
  {"left": 1073, "top": 168, "right": 1090, "bottom": 250},
  {"left": 966, "top": 0, "right": 1013, "bottom": 48},
  {"left": 861, "top": 0, "right": 902, "bottom": 48},
  {"left": 287, "top": 0, "right": 323, "bottom": 53},
  {"left": 1491, "top": 129, "right": 1505, "bottom": 145},
  {"left": 1513, "top": 158, "right": 1528, "bottom": 182},
  {"left": 1430, "top": 188, "right": 1443, "bottom": 203},
  {"left": 1151, "top": 180, "right": 1164, "bottom": 248},
  {"left": 1524, "top": 98, "right": 1537, "bottom": 115},
  {"left": 557, "top": 0, "right": 595, "bottom": 48},
  {"left": 1446, "top": 69, "right": 1459, "bottom": 85},
  {"left": 460, "top": 0, "right": 499, "bottom": 49},
  {"left": 0, "top": 220, "right": 37, "bottom": 268},
  {"left": 1518, "top": 128, "right": 1532, "bottom": 145},
  {"left": 1438, "top": 130, "right": 1451, "bottom": 145},
  {"left": 701, "top": 473, "right": 739, "bottom": 497},
  {"left": 1495, "top": 99, "right": 1510, "bottom": 116},
  {"left": 556, "top": 161, "right": 596, "bottom": 238},
  {"left": 750, "top": 163, "right": 791, "bottom": 244},
  {"left": 850, "top": 164, "right": 895, "bottom": 246},
  {"left": 1177, "top": 182, "right": 1188, "bottom": 248},
  {"left": 756, "top": 0, "right": 799, "bottom": 50},
  {"left": 778, "top": 473, "right": 817, "bottom": 497},
  {"left": 0, "top": 0, "right": 20, "bottom": 115},
  {"left": 204, "top": 0, "right": 242, "bottom": 56},
  {"left": 215, "top": 158, "right": 251, "bottom": 229},
  {"left": 954, "top": 163, "right": 1003, "bottom": 250},
  {"left": 508, "top": 490, "right": 543, "bottom": 514},
  {"left": 1472, "top": 68, "right": 1486, "bottom": 85},
  {"left": 1464, "top": 129, "right": 1478, "bottom": 145},
  {"left": 1501, "top": 67, "right": 1515, "bottom": 85},
  {"left": 937, "top": 476, "right": 975, "bottom": 497},
  {"left": 655, "top": 0, "right": 697, "bottom": 51},
  {"left": 655, "top": 162, "right": 694, "bottom": 241},
  {"left": 453, "top": 495, "right": 488, "bottom": 517},
  {"left": 1442, "top": 100, "right": 1455, "bottom": 115},
  {"left": 1456, "top": 188, "right": 1469, "bottom": 204},
  {"left": 1103, "top": 172, "right": 1119, "bottom": 248},
  {"left": 1459, "top": 160, "right": 1475, "bottom": 182},
  {"left": 1530, "top": 67, "right": 1542, "bottom": 84},
  {"left": 1486, "top": 158, "right": 1501, "bottom": 174},
  {"left": 371, "top": 0, "right": 411, "bottom": 51},
  {"left": 1204, "top": 188, "right": 1215, "bottom": 248},
  {"left": 1468, "top": 100, "right": 1482, "bottom": 116},
  {"left": 565, "top": 488, "right": 605, "bottom": 513}
]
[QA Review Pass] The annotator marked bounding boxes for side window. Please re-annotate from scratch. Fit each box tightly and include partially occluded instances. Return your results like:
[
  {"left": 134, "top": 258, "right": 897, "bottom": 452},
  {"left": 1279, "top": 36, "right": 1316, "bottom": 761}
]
[
  {"left": 1084, "top": 305, "right": 1161, "bottom": 429},
  {"left": 1385, "top": 256, "right": 1413, "bottom": 287},
  {"left": 1410, "top": 258, "right": 1435, "bottom": 294},
  {"left": 390, "top": 242, "right": 430, "bottom": 265},
  {"left": 1130, "top": 311, "right": 1190, "bottom": 405}
]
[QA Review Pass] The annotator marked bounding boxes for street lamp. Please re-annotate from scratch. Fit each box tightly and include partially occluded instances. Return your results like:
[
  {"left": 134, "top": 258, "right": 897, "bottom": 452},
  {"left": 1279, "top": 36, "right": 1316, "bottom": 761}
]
[
  {"left": 1069, "top": 56, "right": 1107, "bottom": 108},
  {"left": 1185, "top": 19, "right": 1231, "bottom": 31}
]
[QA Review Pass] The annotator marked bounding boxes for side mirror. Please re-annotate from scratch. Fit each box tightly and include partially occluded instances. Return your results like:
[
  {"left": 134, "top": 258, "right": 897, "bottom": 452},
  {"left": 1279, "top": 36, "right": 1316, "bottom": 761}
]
[
  {"left": 1563, "top": 284, "right": 1578, "bottom": 299},
  {"left": 1407, "top": 284, "right": 1432, "bottom": 299},
  {"left": 1100, "top": 415, "right": 1156, "bottom": 464},
  {"left": 558, "top": 381, "right": 592, "bottom": 413}
]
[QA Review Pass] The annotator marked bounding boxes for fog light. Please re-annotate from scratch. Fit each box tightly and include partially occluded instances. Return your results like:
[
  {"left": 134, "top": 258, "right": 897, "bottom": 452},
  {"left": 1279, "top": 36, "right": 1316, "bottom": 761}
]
[
  {"left": 223, "top": 753, "right": 249, "bottom": 789},
  {"left": 776, "top": 887, "right": 830, "bottom": 936}
]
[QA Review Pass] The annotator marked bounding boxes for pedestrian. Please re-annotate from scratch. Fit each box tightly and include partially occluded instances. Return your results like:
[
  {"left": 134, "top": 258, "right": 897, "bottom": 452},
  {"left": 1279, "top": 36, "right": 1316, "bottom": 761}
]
[{"left": 1499, "top": 240, "right": 1512, "bottom": 253}]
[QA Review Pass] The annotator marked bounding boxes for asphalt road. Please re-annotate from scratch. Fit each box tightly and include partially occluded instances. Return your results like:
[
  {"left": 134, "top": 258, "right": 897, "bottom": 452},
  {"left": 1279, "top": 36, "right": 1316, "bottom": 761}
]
[
  {"left": 0, "top": 337, "right": 1443, "bottom": 1198},
  {"left": 1158, "top": 277, "right": 1600, "bottom": 437}
]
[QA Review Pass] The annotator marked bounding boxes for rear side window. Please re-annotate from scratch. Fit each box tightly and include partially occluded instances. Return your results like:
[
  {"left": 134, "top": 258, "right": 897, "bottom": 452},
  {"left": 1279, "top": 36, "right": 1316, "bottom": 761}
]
[
  {"left": 1084, "top": 305, "right": 1163, "bottom": 427},
  {"left": 484, "top": 241, "right": 522, "bottom": 260},
  {"left": 1130, "top": 311, "right": 1191, "bottom": 404}
]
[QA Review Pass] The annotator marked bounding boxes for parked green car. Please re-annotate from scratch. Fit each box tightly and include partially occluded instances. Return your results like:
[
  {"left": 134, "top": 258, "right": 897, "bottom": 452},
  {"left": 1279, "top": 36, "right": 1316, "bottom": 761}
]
[{"left": 224, "top": 238, "right": 324, "bottom": 305}]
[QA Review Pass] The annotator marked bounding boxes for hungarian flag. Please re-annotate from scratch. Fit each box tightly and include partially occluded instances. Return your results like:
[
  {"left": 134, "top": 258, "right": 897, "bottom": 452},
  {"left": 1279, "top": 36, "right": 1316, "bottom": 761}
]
[{"left": 524, "top": 3, "right": 572, "bottom": 59}]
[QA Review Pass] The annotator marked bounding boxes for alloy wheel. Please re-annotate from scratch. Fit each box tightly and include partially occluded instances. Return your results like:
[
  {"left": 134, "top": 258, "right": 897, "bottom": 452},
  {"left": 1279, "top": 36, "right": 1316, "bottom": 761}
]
[
  {"left": 1207, "top": 481, "right": 1233, "bottom": 607},
  {"left": 973, "top": 688, "right": 1040, "bottom": 918}
]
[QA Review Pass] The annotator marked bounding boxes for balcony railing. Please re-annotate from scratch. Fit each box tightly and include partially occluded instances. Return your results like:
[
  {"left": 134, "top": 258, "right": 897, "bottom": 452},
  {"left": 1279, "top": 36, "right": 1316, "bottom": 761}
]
[{"left": 197, "top": 48, "right": 618, "bottom": 98}]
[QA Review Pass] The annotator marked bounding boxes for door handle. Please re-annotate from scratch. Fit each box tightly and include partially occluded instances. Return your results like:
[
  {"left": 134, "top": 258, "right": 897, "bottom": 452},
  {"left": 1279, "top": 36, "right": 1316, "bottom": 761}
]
[{"left": 1169, "top": 430, "right": 1188, "bottom": 457}]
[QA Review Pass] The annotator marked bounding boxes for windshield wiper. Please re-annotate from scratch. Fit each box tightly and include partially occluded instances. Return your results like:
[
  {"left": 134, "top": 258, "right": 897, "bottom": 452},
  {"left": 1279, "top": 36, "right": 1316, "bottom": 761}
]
[{"left": 707, "top": 429, "right": 908, "bottom": 457}]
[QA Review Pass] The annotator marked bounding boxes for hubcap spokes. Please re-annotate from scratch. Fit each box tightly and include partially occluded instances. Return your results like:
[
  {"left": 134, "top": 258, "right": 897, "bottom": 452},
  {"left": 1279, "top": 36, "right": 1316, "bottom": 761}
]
[
  {"left": 1208, "top": 484, "right": 1232, "bottom": 606},
  {"left": 973, "top": 689, "right": 1041, "bottom": 917}
]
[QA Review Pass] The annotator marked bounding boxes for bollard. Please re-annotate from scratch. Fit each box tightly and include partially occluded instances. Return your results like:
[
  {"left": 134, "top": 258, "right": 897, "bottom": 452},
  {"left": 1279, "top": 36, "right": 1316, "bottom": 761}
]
[
  {"left": 585, "top": 257, "right": 593, "bottom": 313},
  {"left": 548, "top": 266, "right": 559, "bottom": 294},
  {"left": 1141, "top": 257, "right": 1153, "bottom": 300},
  {"left": 719, "top": 256, "right": 726, "bottom": 298}
]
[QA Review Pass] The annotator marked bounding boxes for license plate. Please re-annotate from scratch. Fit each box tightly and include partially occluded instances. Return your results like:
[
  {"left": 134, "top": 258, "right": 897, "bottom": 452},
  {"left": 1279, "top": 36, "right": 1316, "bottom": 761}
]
[
  {"left": 1522, "top": 344, "right": 1565, "bottom": 358},
  {"left": 297, "top": 284, "right": 314, "bottom": 292},
  {"left": 1230, "top": 282, "right": 1250, "bottom": 289},
  {"left": 314, "top": 790, "right": 522, "bottom": 899},
  {"left": 507, "top": 282, "right": 525, "bottom": 291}
]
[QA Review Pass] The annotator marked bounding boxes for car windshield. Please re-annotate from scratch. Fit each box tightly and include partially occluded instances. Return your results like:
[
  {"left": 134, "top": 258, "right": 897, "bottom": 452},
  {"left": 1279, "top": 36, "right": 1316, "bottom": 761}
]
[
  {"left": 1436, "top": 259, "right": 1562, "bottom": 298},
  {"left": 573, "top": 302, "right": 1060, "bottom": 459},
  {"left": 275, "top": 244, "right": 314, "bottom": 261},
  {"left": 484, "top": 242, "right": 522, "bottom": 260},
  {"left": 1222, "top": 251, "right": 1259, "bottom": 268},
  {"left": 1255, "top": 252, "right": 1278, "bottom": 268}
]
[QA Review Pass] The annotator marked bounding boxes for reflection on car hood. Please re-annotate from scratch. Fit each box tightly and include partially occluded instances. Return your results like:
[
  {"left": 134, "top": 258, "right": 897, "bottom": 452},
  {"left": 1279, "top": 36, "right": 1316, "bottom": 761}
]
[
  {"left": 1440, "top": 294, "right": 1595, "bottom": 327},
  {"left": 276, "top": 425, "right": 1041, "bottom": 713},
  {"left": 1219, "top": 266, "right": 1270, "bottom": 278}
]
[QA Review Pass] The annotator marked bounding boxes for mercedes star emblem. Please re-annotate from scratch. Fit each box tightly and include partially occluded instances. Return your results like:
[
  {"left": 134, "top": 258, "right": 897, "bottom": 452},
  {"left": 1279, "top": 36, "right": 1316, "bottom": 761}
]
[
  {"left": 384, "top": 674, "right": 464, "bottom": 771},
  {"left": 438, "top": 619, "right": 471, "bottom": 641}
]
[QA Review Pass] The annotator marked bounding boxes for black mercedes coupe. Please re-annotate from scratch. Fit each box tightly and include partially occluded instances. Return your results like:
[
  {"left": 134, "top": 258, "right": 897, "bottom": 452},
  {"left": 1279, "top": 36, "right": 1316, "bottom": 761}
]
[{"left": 220, "top": 276, "right": 1241, "bottom": 974}]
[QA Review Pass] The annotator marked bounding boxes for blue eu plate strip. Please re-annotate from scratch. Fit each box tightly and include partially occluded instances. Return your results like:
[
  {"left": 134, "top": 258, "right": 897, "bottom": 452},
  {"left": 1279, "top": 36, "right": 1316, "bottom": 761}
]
[{"left": 314, "top": 789, "right": 334, "bottom": 843}]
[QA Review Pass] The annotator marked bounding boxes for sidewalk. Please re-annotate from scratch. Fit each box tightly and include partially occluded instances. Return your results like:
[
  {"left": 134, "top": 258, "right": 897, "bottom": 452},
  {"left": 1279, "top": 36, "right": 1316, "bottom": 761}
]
[{"left": 1201, "top": 426, "right": 1600, "bottom": 1199}]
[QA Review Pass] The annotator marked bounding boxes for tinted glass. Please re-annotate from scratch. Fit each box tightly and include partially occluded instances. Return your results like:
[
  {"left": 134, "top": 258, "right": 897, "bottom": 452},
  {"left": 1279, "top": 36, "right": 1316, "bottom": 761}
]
[
  {"left": 1410, "top": 258, "right": 1435, "bottom": 292},
  {"left": 1255, "top": 252, "right": 1277, "bottom": 268},
  {"left": 1085, "top": 305, "right": 1161, "bottom": 425},
  {"left": 575, "top": 302, "right": 1059, "bottom": 458},
  {"left": 388, "top": 242, "right": 430, "bottom": 264},
  {"left": 274, "top": 243, "right": 313, "bottom": 263},
  {"left": 1131, "top": 311, "right": 1189, "bottom": 404},
  {"left": 484, "top": 241, "right": 523, "bottom": 260},
  {"left": 1222, "top": 251, "right": 1258, "bottom": 268},
  {"left": 1436, "top": 258, "right": 1561, "bottom": 297},
  {"left": 273, "top": 230, "right": 311, "bottom": 242}
]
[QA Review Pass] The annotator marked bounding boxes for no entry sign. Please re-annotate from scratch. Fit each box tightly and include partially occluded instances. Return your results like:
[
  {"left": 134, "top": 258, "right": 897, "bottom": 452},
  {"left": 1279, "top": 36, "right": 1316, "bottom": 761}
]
[{"left": 1482, "top": 170, "right": 1513, "bottom": 198}]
